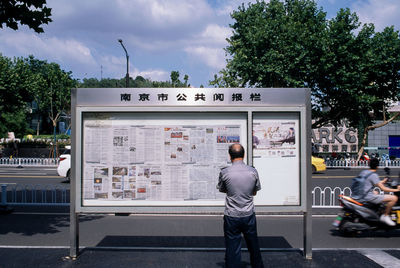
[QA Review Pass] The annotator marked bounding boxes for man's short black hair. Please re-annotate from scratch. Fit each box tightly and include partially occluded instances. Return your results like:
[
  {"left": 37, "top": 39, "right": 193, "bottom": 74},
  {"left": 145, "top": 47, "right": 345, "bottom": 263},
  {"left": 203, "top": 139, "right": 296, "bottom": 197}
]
[
  {"left": 369, "top": 158, "right": 379, "bottom": 169},
  {"left": 229, "top": 144, "right": 245, "bottom": 160}
]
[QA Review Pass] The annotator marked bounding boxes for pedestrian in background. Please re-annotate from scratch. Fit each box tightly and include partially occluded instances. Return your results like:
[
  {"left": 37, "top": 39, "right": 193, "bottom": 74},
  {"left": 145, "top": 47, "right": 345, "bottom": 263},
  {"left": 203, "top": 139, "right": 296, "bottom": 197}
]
[{"left": 217, "top": 143, "right": 264, "bottom": 268}]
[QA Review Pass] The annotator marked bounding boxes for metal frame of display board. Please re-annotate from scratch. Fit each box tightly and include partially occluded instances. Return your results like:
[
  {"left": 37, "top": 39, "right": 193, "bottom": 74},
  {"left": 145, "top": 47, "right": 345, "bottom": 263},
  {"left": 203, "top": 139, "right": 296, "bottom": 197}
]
[{"left": 70, "top": 88, "right": 312, "bottom": 259}]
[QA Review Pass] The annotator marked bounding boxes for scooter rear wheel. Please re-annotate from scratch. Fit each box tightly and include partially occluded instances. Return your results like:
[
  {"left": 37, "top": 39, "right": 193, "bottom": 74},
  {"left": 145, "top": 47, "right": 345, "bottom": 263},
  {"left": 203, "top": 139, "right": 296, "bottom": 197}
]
[{"left": 338, "top": 219, "right": 359, "bottom": 237}]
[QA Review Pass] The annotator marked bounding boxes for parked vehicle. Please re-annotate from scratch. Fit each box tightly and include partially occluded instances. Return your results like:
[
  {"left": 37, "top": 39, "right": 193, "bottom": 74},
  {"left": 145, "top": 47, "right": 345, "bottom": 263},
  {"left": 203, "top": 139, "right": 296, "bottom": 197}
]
[
  {"left": 333, "top": 168, "right": 400, "bottom": 236},
  {"left": 312, "top": 156, "right": 326, "bottom": 173},
  {"left": 57, "top": 145, "right": 71, "bottom": 182}
]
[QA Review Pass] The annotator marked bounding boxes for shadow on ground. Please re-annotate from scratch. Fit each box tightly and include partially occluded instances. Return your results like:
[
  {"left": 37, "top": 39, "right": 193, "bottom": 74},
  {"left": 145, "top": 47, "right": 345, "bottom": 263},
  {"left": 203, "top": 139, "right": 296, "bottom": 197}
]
[
  {"left": 96, "top": 235, "right": 293, "bottom": 248},
  {"left": 0, "top": 213, "right": 103, "bottom": 236}
]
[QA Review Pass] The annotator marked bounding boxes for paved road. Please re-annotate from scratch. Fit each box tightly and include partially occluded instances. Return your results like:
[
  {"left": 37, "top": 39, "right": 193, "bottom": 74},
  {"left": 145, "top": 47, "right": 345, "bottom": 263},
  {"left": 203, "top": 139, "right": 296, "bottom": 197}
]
[
  {"left": 1, "top": 213, "right": 400, "bottom": 267},
  {"left": 1, "top": 166, "right": 400, "bottom": 267},
  {"left": 2, "top": 213, "right": 400, "bottom": 249},
  {"left": 4, "top": 166, "right": 398, "bottom": 187},
  {"left": 0, "top": 166, "right": 398, "bottom": 214},
  {"left": 0, "top": 166, "right": 67, "bottom": 185},
  {"left": 312, "top": 167, "right": 400, "bottom": 190}
]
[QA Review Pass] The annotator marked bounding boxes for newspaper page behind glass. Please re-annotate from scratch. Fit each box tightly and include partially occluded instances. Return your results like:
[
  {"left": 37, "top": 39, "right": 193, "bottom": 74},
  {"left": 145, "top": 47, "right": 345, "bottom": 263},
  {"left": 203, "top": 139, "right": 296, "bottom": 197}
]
[
  {"left": 253, "top": 116, "right": 300, "bottom": 205},
  {"left": 82, "top": 113, "right": 245, "bottom": 206}
]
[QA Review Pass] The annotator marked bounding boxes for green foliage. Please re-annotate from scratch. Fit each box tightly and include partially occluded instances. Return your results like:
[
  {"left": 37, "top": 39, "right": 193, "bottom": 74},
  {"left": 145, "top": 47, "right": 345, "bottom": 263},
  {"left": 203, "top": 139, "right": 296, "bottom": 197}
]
[
  {"left": 0, "top": 110, "right": 29, "bottom": 138},
  {"left": 0, "top": 55, "right": 35, "bottom": 137},
  {"left": 0, "top": 54, "right": 76, "bottom": 137},
  {"left": 210, "top": 0, "right": 400, "bottom": 130},
  {"left": 25, "top": 56, "right": 77, "bottom": 133},
  {"left": 1, "top": 136, "right": 70, "bottom": 149},
  {"left": 211, "top": 0, "right": 326, "bottom": 88},
  {"left": 29, "top": 134, "right": 70, "bottom": 140},
  {"left": 0, "top": 0, "right": 52, "bottom": 33},
  {"left": 78, "top": 71, "right": 190, "bottom": 88}
]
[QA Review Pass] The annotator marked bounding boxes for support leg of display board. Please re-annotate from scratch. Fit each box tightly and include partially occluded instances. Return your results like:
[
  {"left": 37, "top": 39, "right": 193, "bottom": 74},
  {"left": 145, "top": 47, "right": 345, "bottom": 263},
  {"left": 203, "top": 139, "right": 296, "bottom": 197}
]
[
  {"left": 69, "top": 211, "right": 79, "bottom": 258},
  {"left": 303, "top": 211, "right": 312, "bottom": 259}
]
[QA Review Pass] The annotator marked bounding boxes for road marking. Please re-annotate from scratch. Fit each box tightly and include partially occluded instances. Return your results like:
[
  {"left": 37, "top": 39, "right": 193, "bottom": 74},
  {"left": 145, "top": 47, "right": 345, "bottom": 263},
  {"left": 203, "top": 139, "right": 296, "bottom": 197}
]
[
  {"left": 0, "top": 245, "right": 69, "bottom": 249},
  {"left": 0, "top": 246, "right": 399, "bottom": 258},
  {"left": 0, "top": 175, "right": 61, "bottom": 178},
  {"left": 12, "top": 212, "right": 70, "bottom": 216},
  {"left": 10, "top": 212, "right": 336, "bottom": 217},
  {"left": 312, "top": 175, "right": 399, "bottom": 179},
  {"left": 312, "top": 175, "right": 354, "bottom": 179},
  {"left": 0, "top": 172, "right": 48, "bottom": 176},
  {"left": 358, "top": 249, "right": 400, "bottom": 268}
]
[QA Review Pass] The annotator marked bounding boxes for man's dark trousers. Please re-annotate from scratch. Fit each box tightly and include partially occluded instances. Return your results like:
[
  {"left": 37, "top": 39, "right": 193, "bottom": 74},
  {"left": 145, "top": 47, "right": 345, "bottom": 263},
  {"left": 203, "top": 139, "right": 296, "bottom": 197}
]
[{"left": 224, "top": 213, "right": 264, "bottom": 268}]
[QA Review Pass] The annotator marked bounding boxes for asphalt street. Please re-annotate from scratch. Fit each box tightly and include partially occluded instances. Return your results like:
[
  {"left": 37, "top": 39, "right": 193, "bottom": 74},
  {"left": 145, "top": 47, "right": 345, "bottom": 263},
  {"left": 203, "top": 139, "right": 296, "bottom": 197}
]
[
  {"left": 1, "top": 166, "right": 400, "bottom": 267},
  {"left": 4, "top": 166, "right": 399, "bottom": 188},
  {"left": 1, "top": 213, "right": 400, "bottom": 267}
]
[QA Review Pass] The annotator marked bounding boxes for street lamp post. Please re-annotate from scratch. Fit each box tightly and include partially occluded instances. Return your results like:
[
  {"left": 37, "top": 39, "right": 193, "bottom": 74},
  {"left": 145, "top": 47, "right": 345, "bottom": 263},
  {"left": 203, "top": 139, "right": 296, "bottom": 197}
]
[{"left": 118, "top": 39, "right": 129, "bottom": 88}]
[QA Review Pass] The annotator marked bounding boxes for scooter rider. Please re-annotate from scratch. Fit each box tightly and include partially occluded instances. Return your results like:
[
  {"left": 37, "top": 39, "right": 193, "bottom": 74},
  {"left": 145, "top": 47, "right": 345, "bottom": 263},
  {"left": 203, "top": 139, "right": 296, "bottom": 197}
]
[{"left": 353, "top": 158, "right": 400, "bottom": 226}]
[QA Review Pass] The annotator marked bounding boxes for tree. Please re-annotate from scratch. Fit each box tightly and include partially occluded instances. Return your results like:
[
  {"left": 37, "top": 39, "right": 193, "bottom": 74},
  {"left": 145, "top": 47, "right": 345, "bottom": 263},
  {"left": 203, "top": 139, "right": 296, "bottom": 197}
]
[
  {"left": 211, "top": 0, "right": 400, "bottom": 159},
  {"left": 14, "top": 56, "right": 77, "bottom": 136},
  {"left": 0, "top": 54, "right": 35, "bottom": 137},
  {"left": 78, "top": 71, "right": 191, "bottom": 88},
  {"left": 355, "top": 26, "right": 400, "bottom": 159},
  {"left": 170, "top": 71, "right": 180, "bottom": 87},
  {"left": 210, "top": 0, "right": 326, "bottom": 89},
  {"left": 0, "top": 0, "right": 52, "bottom": 33},
  {"left": 27, "top": 57, "right": 77, "bottom": 135}
]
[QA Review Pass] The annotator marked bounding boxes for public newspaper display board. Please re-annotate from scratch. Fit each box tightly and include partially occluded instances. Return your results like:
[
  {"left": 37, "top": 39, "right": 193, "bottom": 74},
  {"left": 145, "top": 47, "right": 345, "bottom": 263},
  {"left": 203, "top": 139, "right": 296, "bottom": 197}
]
[
  {"left": 72, "top": 87, "right": 310, "bottom": 213},
  {"left": 70, "top": 87, "right": 312, "bottom": 258}
]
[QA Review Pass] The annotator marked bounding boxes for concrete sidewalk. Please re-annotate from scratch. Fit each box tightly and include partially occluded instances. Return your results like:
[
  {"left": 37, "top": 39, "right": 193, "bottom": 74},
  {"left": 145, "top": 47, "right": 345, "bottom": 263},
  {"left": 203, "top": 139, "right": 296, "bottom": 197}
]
[
  {"left": 1, "top": 212, "right": 400, "bottom": 267},
  {"left": 1, "top": 247, "right": 400, "bottom": 267}
]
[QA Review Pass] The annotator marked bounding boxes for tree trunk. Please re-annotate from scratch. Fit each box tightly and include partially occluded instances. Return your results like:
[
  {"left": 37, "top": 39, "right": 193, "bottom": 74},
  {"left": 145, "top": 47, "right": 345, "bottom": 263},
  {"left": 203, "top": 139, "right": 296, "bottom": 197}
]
[
  {"left": 357, "top": 112, "right": 400, "bottom": 161},
  {"left": 36, "top": 118, "right": 40, "bottom": 136},
  {"left": 357, "top": 128, "right": 369, "bottom": 160}
]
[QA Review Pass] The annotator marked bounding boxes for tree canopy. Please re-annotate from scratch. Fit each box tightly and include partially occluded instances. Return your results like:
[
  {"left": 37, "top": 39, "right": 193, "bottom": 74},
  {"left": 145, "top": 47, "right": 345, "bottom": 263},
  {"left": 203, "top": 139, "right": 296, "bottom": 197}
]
[
  {"left": 78, "top": 71, "right": 190, "bottom": 88},
  {"left": 25, "top": 56, "right": 77, "bottom": 133},
  {"left": 0, "top": 55, "right": 35, "bottom": 136},
  {"left": 0, "top": 54, "right": 77, "bottom": 137},
  {"left": 210, "top": 0, "right": 400, "bottom": 157},
  {"left": 0, "top": 0, "right": 52, "bottom": 33},
  {"left": 0, "top": 53, "right": 192, "bottom": 138}
]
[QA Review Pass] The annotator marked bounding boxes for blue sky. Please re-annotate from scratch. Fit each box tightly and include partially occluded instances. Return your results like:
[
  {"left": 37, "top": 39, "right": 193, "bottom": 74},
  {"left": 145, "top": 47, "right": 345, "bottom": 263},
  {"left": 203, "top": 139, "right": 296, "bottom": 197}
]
[{"left": 1, "top": 0, "right": 400, "bottom": 87}]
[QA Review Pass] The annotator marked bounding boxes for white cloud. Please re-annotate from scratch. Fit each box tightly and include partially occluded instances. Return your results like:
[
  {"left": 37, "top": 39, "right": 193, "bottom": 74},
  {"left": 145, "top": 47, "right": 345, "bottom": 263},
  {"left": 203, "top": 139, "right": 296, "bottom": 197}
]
[
  {"left": 200, "top": 24, "right": 231, "bottom": 45},
  {"left": 352, "top": 0, "right": 400, "bottom": 31},
  {"left": 1, "top": 0, "right": 240, "bottom": 85},
  {"left": 0, "top": 30, "right": 97, "bottom": 67},
  {"left": 97, "top": 55, "right": 126, "bottom": 77},
  {"left": 215, "top": 0, "right": 259, "bottom": 16},
  {"left": 185, "top": 46, "right": 226, "bottom": 69},
  {"left": 182, "top": 24, "right": 230, "bottom": 70},
  {"left": 133, "top": 68, "right": 169, "bottom": 81},
  {"left": 108, "top": 0, "right": 213, "bottom": 30}
]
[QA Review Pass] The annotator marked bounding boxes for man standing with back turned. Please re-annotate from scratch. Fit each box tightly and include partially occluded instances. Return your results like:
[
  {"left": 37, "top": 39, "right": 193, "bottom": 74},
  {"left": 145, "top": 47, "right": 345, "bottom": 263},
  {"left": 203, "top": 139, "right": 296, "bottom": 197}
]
[{"left": 217, "top": 143, "right": 264, "bottom": 268}]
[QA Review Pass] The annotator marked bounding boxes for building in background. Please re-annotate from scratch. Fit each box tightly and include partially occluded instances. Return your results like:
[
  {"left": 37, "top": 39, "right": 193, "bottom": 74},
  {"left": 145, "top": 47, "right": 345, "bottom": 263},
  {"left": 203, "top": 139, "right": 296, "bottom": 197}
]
[
  {"left": 368, "top": 102, "right": 400, "bottom": 159},
  {"left": 312, "top": 120, "right": 358, "bottom": 155}
]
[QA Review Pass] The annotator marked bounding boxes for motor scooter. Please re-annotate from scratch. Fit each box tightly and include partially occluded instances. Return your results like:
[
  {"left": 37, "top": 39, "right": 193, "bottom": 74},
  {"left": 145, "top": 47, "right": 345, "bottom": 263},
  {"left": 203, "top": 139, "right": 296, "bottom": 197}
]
[{"left": 333, "top": 168, "right": 400, "bottom": 236}]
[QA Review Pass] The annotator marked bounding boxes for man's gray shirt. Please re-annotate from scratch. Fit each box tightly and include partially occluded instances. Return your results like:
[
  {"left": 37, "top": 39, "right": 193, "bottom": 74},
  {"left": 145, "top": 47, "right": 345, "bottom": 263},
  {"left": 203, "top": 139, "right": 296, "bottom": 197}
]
[{"left": 217, "top": 160, "right": 261, "bottom": 217}]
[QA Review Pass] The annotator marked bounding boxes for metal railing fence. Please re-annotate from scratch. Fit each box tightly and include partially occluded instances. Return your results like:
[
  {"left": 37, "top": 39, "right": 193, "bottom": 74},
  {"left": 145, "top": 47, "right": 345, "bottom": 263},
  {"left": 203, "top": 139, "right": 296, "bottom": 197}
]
[
  {"left": 325, "top": 159, "right": 400, "bottom": 168},
  {"left": 0, "top": 157, "right": 59, "bottom": 166},
  {"left": 0, "top": 184, "right": 385, "bottom": 208},
  {"left": 312, "top": 186, "right": 385, "bottom": 208},
  {"left": 1, "top": 184, "right": 69, "bottom": 206},
  {"left": 1, "top": 158, "right": 399, "bottom": 168}
]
